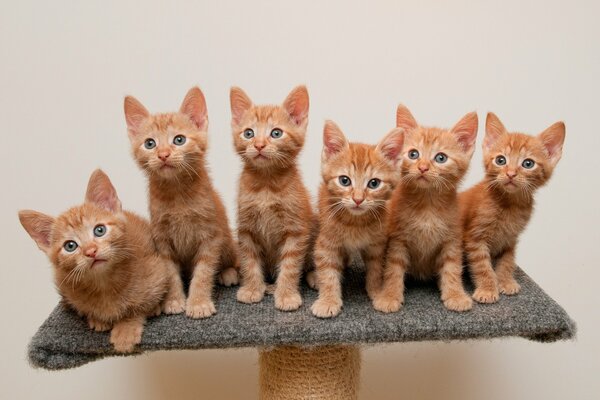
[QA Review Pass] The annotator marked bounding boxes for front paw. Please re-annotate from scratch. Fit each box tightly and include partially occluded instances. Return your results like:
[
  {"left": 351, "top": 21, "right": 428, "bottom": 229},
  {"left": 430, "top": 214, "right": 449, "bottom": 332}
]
[
  {"left": 88, "top": 318, "right": 111, "bottom": 332},
  {"left": 305, "top": 270, "right": 318, "bottom": 290},
  {"left": 162, "top": 297, "right": 186, "bottom": 315},
  {"left": 372, "top": 294, "right": 403, "bottom": 313},
  {"left": 472, "top": 287, "right": 500, "bottom": 304},
  {"left": 185, "top": 299, "right": 216, "bottom": 319},
  {"left": 110, "top": 324, "right": 143, "bottom": 353},
  {"left": 499, "top": 279, "right": 521, "bottom": 295},
  {"left": 311, "top": 298, "right": 342, "bottom": 318},
  {"left": 218, "top": 267, "right": 239, "bottom": 287},
  {"left": 443, "top": 293, "right": 473, "bottom": 312},
  {"left": 237, "top": 284, "right": 266, "bottom": 304},
  {"left": 274, "top": 289, "right": 302, "bottom": 311}
]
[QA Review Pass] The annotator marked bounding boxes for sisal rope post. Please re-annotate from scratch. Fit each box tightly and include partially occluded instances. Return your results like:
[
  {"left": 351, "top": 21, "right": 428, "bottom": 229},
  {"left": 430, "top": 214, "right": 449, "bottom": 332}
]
[{"left": 258, "top": 345, "right": 361, "bottom": 400}]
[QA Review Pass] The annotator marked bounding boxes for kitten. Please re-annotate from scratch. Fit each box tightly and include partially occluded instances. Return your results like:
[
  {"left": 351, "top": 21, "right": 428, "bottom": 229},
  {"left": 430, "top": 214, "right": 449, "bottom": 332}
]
[
  {"left": 459, "top": 112, "right": 565, "bottom": 303},
  {"left": 230, "top": 85, "right": 314, "bottom": 311},
  {"left": 18, "top": 170, "right": 183, "bottom": 353},
  {"left": 124, "top": 87, "right": 239, "bottom": 319},
  {"left": 374, "top": 105, "right": 478, "bottom": 313},
  {"left": 310, "top": 121, "right": 404, "bottom": 318}
]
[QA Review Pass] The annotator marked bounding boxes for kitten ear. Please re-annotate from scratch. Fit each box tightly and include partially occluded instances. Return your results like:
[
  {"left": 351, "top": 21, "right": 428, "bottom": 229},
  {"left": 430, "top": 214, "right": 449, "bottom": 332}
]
[
  {"left": 180, "top": 87, "right": 208, "bottom": 131},
  {"left": 451, "top": 111, "right": 478, "bottom": 153},
  {"left": 230, "top": 87, "right": 253, "bottom": 125},
  {"left": 19, "top": 210, "right": 55, "bottom": 253},
  {"left": 376, "top": 128, "right": 405, "bottom": 165},
  {"left": 396, "top": 104, "right": 418, "bottom": 132},
  {"left": 322, "top": 120, "right": 349, "bottom": 160},
  {"left": 539, "top": 121, "right": 566, "bottom": 167},
  {"left": 85, "top": 169, "right": 122, "bottom": 213},
  {"left": 283, "top": 85, "right": 309, "bottom": 126},
  {"left": 484, "top": 112, "right": 507, "bottom": 150},
  {"left": 124, "top": 96, "right": 150, "bottom": 135}
]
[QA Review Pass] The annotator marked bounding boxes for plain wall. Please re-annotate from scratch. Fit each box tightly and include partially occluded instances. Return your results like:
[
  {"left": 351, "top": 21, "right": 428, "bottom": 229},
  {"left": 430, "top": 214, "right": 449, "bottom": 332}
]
[{"left": 1, "top": 1, "right": 598, "bottom": 399}]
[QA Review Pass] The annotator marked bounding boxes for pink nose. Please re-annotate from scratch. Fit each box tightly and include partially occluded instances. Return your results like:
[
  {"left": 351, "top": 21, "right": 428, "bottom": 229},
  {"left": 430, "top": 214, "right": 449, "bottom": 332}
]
[
  {"left": 418, "top": 165, "right": 429, "bottom": 173},
  {"left": 254, "top": 143, "right": 266, "bottom": 151},
  {"left": 158, "top": 152, "right": 170, "bottom": 161},
  {"left": 506, "top": 171, "right": 517, "bottom": 179},
  {"left": 85, "top": 247, "right": 97, "bottom": 258},
  {"left": 353, "top": 197, "right": 364, "bottom": 206}
]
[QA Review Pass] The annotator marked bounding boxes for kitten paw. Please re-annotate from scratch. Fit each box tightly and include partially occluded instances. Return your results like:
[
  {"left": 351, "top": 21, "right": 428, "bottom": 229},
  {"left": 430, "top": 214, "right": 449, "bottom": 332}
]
[
  {"left": 274, "top": 290, "right": 302, "bottom": 311},
  {"left": 443, "top": 293, "right": 473, "bottom": 312},
  {"left": 472, "top": 288, "right": 500, "bottom": 303},
  {"left": 185, "top": 299, "right": 216, "bottom": 319},
  {"left": 499, "top": 280, "right": 521, "bottom": 295},
  {"left": 88, "top": 318, "right": 111, "bottom": 332},
  {"left": 218, "top": 267, "right": 239, "bottom": 287},
  {"left": 162, "top": 297, "right": 186, "bottom": 315},
  {"left": 311, "top": 298, "right": 342, "bottom": 318},
  {"left": 305, "top": 271, "right": 318, "bottom": 290},
  {"left": 372, "top": 295, "right": 403, "bottom": 313},
  {"left": 110, "top": 323, "right": 143, "bottom": 353},
  {"left": 237, "top": 285, "right": 266, "bottom": 304},
  {"left": 151, "top": 305, "right": 162, "bottom": 317}
]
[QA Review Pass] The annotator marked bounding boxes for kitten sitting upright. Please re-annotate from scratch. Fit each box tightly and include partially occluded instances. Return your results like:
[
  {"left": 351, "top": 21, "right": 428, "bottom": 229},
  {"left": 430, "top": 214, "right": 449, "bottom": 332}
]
[
  {"left": 374, "top": 105, "right": 478, "bottom": 313},
  {"left": 460, "top": 113, "right": 565, "bottom": 303},
  {"left": 124, "top": 87, "right": 239, "bottom": 319},
  {"left": 19, "top": 170, "right": 182, "bottom": 353},
  {"left": 230, "top": 86, "right": 314, "bottom": 311}
]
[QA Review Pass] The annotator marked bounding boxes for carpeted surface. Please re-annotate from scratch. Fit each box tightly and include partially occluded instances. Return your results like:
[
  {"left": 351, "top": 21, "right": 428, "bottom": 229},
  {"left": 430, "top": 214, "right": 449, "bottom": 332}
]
[{"left": 28, "top": 267, "right": 575, "bottom": 370}]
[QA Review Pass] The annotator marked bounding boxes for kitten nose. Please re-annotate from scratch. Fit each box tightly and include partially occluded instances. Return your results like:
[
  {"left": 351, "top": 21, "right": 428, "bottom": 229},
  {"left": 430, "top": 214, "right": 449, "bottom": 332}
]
[
  {"left": 418, "top": 164, "right": 430, "bottom": 173},
  {"left": 506, "top": 170, "right": 517, "bottom": 179},
  {"left": 84, "top": 245, "right": 97, "bottom": 258},
  {"left": 353, "top": 197, "right": 364, "bottom": 206},
  {"left": 254, "top": 143, "right": 266, "bottom": 151},
  {"left": 158, "top": 151, "right": 171, "bottom": 161}
]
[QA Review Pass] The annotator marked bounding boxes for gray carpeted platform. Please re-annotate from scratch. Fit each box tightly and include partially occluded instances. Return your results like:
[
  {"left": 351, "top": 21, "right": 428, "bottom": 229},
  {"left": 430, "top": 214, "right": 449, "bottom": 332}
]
[{"left": 28, "top": 267, "right": 575, "bottom": 370}]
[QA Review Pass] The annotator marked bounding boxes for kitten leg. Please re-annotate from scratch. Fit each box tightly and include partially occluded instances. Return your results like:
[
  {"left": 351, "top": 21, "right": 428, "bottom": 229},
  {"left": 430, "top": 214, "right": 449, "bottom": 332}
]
[
  {"left": 311, "top": 242, "right": 344, "bottom": 318},
  {"left": 372, "top": 238, "right": 407, "bottom": 313},
  {"left": 186, "top": 239, "right": 221, "bottom": 319},
  {"left": 87, "top": 316, "right": 112, "bottom": 332},
  {"left": 364, "top": 241, "right": 386, "bottom": 301},
  {"left": 161, "top": 258, "right": 186, "bottom": 315},
  {"left": 110, "top": 316, "right": 145, "bottom": 353},
  {"left": 495, "top": 247, "right": 520, "bottom": 295},
  {"left": 465, "top": 239, "right": 499, "bottom": 303},
  {"left": 236, "top": 230, "right": 267, "bottom": 304},
  {"left": 217, "top": 235, "right": 240, "bottom": 287},
  {"left": 274, "top": 232, "right": 308, "bottom": 311},
  {"left": 438, "top": 241, "right": 473, "bottom": 312}
]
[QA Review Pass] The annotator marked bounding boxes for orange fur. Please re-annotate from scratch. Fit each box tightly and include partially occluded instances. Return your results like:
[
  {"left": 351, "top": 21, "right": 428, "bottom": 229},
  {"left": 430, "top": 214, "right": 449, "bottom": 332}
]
[
  {"left": 231, "top": 86, "right": 314, "bottom": 311},
  {"left": 124, "top": 87, "right": 239, "bottom": 320},
  {"left": 459, "top": 112, "right": 565, "bottom": 303},
  {"left": 18, "top": 170, "right": 181, "bottom": 352},
  {"left": 374, "top": 105, "right": 478, "bottom": 313},
  {"left": 311, "top": 121, "right": 404, "bottom": 318}
]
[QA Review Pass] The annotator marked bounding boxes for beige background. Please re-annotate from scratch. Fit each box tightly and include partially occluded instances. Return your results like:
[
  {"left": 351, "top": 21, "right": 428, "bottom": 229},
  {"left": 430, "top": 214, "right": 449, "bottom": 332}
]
[{"left": 1, "top": 1, "right": 598, "bottom": 399}]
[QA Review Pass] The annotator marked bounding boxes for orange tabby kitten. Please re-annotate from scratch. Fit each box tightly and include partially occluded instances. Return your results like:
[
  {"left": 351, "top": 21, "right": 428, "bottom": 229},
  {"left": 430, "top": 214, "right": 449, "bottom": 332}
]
[
  {"left": 310, "top": 121, "right": 404, "bottom": 318},
  {"left": 231, "top": 86, "right": 314, "bottom": 311},
  {"left": 460, "top": 112, "right": 565, "bottom": 303},
  {"left": 374, "top": 105, "right": 478, "bottom": 313},
  {"left": 124, "top": 87, "right": 239, "bottom": 319},
  {"left": 18, "top": 170, "right": 182, "bottom": 352}
]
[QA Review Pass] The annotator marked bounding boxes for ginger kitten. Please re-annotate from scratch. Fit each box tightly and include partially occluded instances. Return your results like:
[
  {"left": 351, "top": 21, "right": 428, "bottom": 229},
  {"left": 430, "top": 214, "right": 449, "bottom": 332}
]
[
  {"left": 460, "top": 112, "right": 565, "bottom": 303},
  {"left": 124, "top": 87, "right": 239, "bottom": 319},
  {"left": 311, "top": 121, "right": 404, "bottom": 318},
  {"left": 19, "top": 170, "right": 183, "bottom": 353},
  {"left": 230, "top": 85, "right": 314, "bottom": 311},
  {"left": 374, "top": 105, "right": 478, "bottom": 313}
]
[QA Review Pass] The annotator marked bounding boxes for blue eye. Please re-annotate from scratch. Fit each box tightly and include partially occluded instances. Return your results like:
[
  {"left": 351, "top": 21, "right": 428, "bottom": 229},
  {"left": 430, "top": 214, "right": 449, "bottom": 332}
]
[
  {"left": 338, "top": 176, "right": 352, "bottom": 187},
  {"left": 93, "top": 224, "right": 106, "bottom": 237},
  {"left": 367, "top": 178, "right": 381, "bottom": 189},
  {"left": 434, "top": 153, "right": 448, "bottom": 163},
  {"left": 522, "top": 159, "right": 535, "bottom": 169},
  {"left": 408, "top": 149, "right": 419, "bottom": 160},
  {"left": 144, "top": 139, "right": 156, "bottom": 149},
  {"left": 64, "top": 240, "right": 78, "bottom": 252},
  {"left": 243, "top": 129, "right": 254, "bottom": 139},
  {"left": 270, "top": 128, "right": 283, "bottom": 139},
  {"left": 495, "top": 155, "right": 507, "bottom": 166},
  {"left": 173, "top": 135, "right": 186, "bottom": 146}
]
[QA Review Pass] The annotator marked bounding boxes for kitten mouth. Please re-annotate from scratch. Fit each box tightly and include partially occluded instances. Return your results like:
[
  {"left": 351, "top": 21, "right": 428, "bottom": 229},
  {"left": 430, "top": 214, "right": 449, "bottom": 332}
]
[
  {"left": 254, "top": 154, "right": 268, "bottom": 160},
  {"left": 159, "top": 163, "right": 175, "bottom": 170},
  {"left": 90, "top": 259, "right": 107, "bottom": 268}
]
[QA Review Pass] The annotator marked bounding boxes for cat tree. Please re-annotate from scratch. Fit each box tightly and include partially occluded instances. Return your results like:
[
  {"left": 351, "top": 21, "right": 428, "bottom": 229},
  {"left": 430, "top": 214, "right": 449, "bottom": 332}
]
[{"left": 29, "top": 267, "right": 574, "bottom": 399}]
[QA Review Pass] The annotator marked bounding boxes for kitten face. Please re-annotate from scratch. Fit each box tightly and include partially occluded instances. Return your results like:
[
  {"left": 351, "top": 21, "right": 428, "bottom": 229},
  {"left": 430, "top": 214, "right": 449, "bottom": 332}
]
[
  {"left": 483, "top": 112, "right": 565, "bottom": 194},
  {"left": 321, "top": 121, "right": 403, "bottom": 216},
  {"left": 230, "top": 86, "right": 309, "bottom": 170},
  {"left": 124, "top": 87, "right": 209, "bottom": 179},
  {"left": 396, "top": 105, "right": 478, "bottom": 191}
]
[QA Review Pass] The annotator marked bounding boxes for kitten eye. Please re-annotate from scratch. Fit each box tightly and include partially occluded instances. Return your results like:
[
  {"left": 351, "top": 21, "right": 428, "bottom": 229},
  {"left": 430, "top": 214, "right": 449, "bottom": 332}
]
[
  {"left": 270, "top": 128, "right": 283, "bottom": 139},
  {"left": 367, "top": 178, "right": 381, "bottom": 189},
  {"left": 173, "top": 135, "right": 186, "bottom": 146},
  {"left": 495, "top": 155, "right": 507, "bottom": 166},
  {"left": 434, "top": 153, "right": 448, "bottom": 163},
  {"left": 63, "top": 240, "right": 78, "bottom": 253},
  {"left": 522, "top": 159, "right": 535, "bottom": 169},
  {"left": 144, "top": 139, "right": 156, "bottom": 149},
  {"left": 243, "top": 129, "right": 255, "bottom": 139},
  {"left": 93, "top": 224, "right": 106, "bottom": 237},
  {"left": 338, "top": 175, "right": 352, "bottom": 187},
  {"left": 408, "top": 149, "right": 420, "bottom": 160}
]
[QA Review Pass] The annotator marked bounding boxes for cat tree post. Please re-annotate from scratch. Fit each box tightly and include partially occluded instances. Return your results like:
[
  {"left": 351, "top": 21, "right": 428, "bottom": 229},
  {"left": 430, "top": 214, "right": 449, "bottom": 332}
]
[{"left": 258, "top": 345, "right": 361, "bottom": 400}]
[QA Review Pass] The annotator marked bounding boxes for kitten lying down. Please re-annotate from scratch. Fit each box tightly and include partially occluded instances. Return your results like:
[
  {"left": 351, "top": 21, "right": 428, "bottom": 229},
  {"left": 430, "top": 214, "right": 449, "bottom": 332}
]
[{"left": 19, "top": 170, "right": 183, "bottom": 353}]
